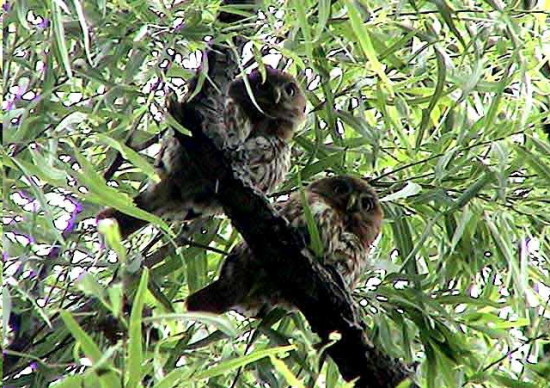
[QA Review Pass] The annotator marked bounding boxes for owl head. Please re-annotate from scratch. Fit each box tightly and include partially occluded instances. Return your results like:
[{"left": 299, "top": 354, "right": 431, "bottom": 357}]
[
  {"left": 228, "top": 65, "right": 306, "bottom": 126},
  {"left": 309, "top": 175, "right": 383, "bottom": 247}
]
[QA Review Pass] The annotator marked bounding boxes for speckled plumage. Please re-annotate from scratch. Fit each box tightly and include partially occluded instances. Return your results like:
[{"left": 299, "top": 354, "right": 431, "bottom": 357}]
[
  {"left": 186, "top": 175, "right": 384, "bottom": 316},
  {"left": 98, "top": 66, "right": 306, "bottom": 238}
]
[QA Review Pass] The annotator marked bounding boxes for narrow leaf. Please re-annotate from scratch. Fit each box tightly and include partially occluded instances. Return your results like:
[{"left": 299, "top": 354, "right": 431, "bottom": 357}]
[
  {"left": 347, "top": 1, "right": 391, "bottom": 86},
  {"left": 50, "top": 0, "right": 73, "bottom": 78},
  {"left": 126, "top": 270, "right": 149, "bottom": 388},
  {"left": 192, "top": 345, "right": 295, "bottom": 380}
]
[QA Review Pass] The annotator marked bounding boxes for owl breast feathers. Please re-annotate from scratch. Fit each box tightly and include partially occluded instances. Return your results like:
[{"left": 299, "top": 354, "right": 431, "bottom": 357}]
[
  {"left": 186, "top": 175, "right": 384, "bottom": 316},
  {"left": 98, "top": 66, "right": 306, "bottom": 238}
]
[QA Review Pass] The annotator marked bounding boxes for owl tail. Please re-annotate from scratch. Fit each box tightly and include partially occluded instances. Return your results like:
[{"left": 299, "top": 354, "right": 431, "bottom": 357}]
[{"left": 186, "top": 280, "right": 243, "bottom": 314}]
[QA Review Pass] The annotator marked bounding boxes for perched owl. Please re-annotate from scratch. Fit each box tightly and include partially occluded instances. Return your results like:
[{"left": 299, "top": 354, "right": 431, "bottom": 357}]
[
  {"left": 186, "top": 175, "right": 383, "bottom": 315},
  {"left": 98, "top": 66, "right": 306, "bottom": 238}
]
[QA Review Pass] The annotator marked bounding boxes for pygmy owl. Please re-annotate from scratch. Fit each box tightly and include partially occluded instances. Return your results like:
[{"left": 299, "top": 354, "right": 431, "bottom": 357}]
[
  {"left": 186, "top": 175, "right": 384, "bottom": 315},
  {"left": 98, "top": 66, "right": 306, "bottom": 238}
]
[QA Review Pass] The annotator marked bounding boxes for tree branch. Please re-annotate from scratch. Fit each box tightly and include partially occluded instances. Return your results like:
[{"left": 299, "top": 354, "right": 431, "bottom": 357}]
[
  {"left": 162, "top": 2, "right": 414, "bottom": 385},
  {"left": 5, "top": 2, "right": 413, "bottom": 385},
  {"left": 174, "top": 127, "right": 412, "bottom": 386}
]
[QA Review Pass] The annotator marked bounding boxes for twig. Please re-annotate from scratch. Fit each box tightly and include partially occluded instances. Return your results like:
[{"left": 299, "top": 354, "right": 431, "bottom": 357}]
[
  {"left": 480, "top": 334, "right": 548, "bottom": 373},
  {"left": 372, "top": 129, "right": 526, "bottom": 182},
  {"left": 143, "top": 223, "right": 229, "bottom": 269}
]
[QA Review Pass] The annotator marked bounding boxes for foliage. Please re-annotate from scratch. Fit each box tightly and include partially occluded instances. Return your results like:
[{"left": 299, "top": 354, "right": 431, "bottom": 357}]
[{"left": 2, "top": 0, "right": 550, "bottom": 387}]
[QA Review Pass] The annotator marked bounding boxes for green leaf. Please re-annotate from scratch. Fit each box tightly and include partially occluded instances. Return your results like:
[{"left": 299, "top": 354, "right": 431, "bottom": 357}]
[
  {"left": 448, "top": 206, "right": 472, "bottom": 254},
  {"left": 346, "top": 1, "right": 391, "bottom": 87},
  {"left": 298, "top": 174, "right": 324, "bottom": 258},
  {"left": 97, "top": 218, "right": 127, "bottom": 264},
  {"left": 492, "top": 374, "right": 539, "bottom": 388},
  {"left": 432, "top": 0, "right": 465, "bottom": 48},
  {"left": 76, "top": 272, "right": 107, "bottom": 303},
  {"left": 516, "top": 145, "right": 550, "bottom": 181},
  {"left": 126, "top": 269, "right": 149, "bottom": 388},
  {"left": 314, "top": 0, "right": 331, "bottom": 42},
  {"left": 452, "top": 171, "right": 494, "bottom": 209},
  {"left": 67, "top": 141, "right": 173, "bottom": 236},
  {"left": 380, "top": 182, "right": 422, "bottom": 202},
  {"left": 416, "top": 47, "right": 447, "bottom": 147},
  {"left": 50, "top": 375, "right": 85, "bottom": 388},
  {"left": 71, "top": 0, "right": 93, "bottom": 65},
  {"left": 152, "top": 369, "right": 191, "bottom": 388},
  {"left": 60, "top": 311, "right": 120, "bottom": 388},
  {"left": 94, "top": 133, "right": 159, "bottom": 181},
  {"left": 2, "top": 285, "right": 12, "bottom": 341},
  {"left": 270, "top": 355, "right": 305, "bottom": 388},
  {"left": 50, "top": 0, "right": 73, "bottom": 78},
  {"left": 144, "top": 312, "right": 237, "bottom": 337},
  {"left": 60, "top": 310, "right": 103, "bottom": 361},
  {"left": 192, "top": 345, "right": 295, "bottom": 380},
  {"left": 295, "top": 1, "right": 313, "bottom": 56}
]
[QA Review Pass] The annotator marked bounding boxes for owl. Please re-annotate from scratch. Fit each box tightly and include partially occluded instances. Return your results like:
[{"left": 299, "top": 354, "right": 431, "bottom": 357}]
[
  {"left": 186, "top": 175, "right": 384, "bottom": 315},
  {"left": 98, "top": 66, "right": 306, "bottom": 238}
]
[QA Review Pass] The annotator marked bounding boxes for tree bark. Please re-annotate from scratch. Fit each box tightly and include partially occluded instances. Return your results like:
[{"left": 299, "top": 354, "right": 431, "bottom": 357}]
[
  {"left": 169, "top": 2, "right": 414, "bottom": 386},
  {"left": 176, "top": 135, "right": 413, "bottom": 387}
]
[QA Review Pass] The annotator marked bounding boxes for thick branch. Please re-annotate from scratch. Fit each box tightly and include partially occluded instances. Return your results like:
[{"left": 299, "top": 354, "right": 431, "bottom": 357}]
[
  {"left": 176, "top": 132, "right": 413, "bottom": 387},
  {"left": 168, "top": 2, "right": 413, "bottom": 385}
]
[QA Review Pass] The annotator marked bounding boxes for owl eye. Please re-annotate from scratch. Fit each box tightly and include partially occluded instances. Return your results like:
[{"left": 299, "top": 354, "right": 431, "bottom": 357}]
[
  {"left": 255, "top": 81, "right": 269, "bottom": 91},
  {"left": 361, "top": 197, "right": 374, "bottom": 212},
  {"left": 285, "top": 82, "right": 297, "bottom": 97},
  {"left": 333, "top": 181, "right": 352, "bottom": 195}
]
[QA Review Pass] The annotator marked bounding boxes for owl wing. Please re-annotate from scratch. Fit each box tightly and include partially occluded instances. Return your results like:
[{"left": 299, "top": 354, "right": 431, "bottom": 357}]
[
  {"left": 153, "top": 129, "right": 183, "bottom": 179},
  {"left": 98, "top": 128, "right": 221, "bottom": 238},
  {"left": 237, "top": 136, "right": 291, "bottom": 193},
  {"left": 284, "top": 193, "right": 367, "bottom": 288},
  {"left": 222, "top": 97, "right": 253, "bottom": 149},
  {"left": 330, "top": 232, "right": 368, "bottom": 289},
  {"left": 284, "top": 193, "right": 343, "bottom": 257},
  {"left": 186, "top": 245, "right": 254, "bottom": 314}
]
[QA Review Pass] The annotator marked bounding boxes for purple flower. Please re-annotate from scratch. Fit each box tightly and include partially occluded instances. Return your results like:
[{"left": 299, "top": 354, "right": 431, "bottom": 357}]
[
  {"left": 2, "top": 3, "right": 10, "bottom": 12},
  {"left": 3, "top": 85, "right": 28, "bottom": 111},
  {"left": 62, "top": 197, "right": 83, "bottom": 236},
  {"left": 67, "top": 196, "right": 83, "bottom": 214},
  {"left": 20, "top": 233, "right": 35, "bottom": 244},
  {"left": 36, "top": 18, "right": 50, "bottom": 29},
  {"left": 62, "top": 214, "right": 77, "bottom": 237},
  {"left": 18, "top": 190, "right": 33, "bottom": 203},
  {"left": 47, "top": 246, "right": 61, "bottom": 259},
  {"left": 3, "top": 99, "right": 15, "bottom": 111}
]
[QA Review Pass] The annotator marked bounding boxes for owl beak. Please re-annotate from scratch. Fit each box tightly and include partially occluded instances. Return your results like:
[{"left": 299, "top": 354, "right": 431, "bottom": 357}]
[
  {"left": 346, "top": 193, "right": 359, "bottom": 212},
  {"left": 273, "top": 87, "right": 282, "bottom": 104}
]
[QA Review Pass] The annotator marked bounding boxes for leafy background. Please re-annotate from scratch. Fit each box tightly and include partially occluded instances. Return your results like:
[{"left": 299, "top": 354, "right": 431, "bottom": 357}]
[{"left": 2, "top": 0, "right": 549, "bottom": 387}]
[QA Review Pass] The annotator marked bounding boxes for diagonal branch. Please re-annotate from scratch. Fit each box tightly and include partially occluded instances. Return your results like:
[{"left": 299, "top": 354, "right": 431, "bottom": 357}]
[
  {"left": 174, "top": 134, "right": 413, "bottom": 387},
  {"left": 165, "top": 2, "right": 414, "bottom": 386}
]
